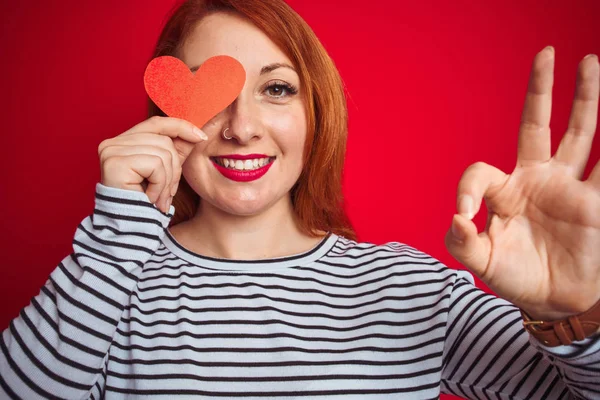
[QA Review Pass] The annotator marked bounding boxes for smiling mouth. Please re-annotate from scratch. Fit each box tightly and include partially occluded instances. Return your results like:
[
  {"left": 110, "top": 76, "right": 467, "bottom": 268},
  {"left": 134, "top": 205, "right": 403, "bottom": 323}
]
[{"left": 211, "top": 156, "right": 276, "bottom": 171}]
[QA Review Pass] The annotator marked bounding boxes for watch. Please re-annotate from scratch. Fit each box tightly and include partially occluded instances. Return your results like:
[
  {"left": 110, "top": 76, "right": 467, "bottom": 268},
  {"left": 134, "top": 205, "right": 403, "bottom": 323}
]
[{"left": 520, "top": 298, "right": 600, "bottom": 347}]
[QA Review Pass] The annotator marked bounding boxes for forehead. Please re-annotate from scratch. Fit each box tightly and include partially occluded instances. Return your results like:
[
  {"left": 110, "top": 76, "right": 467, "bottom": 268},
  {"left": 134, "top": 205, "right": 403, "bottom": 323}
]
[{"left": 181, "top": 12, "right": 293, "bottom": 75}]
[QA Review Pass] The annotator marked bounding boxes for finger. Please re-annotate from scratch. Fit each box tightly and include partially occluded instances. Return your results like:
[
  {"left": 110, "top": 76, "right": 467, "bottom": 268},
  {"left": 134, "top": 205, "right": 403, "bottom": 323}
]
[
  {"left": 517, "top": 46, "right": 555, "bottom": 166},
  {"left": 554, "top": 54, "right": 600, "bottom": 178},
  {"left": 124, "top": 116, "right": 207, "bottom": 152},
  {"left": 445, "top": 214, "right": 492, "bottom": 279},
  {"left": 103, "top": 134, "right": 181, "bottom": 194},
  {"left": 100, "top": 144, "right": 175, "bottom": 209},
  {"left": 130, "top": 155, "right": 170, "bottom": 212},
  {"left": 586, "top": 159, "right": 600, "bottom": 188},
  {"left": 455, "top": 162, "right": 508, "bottom": 220},
  {"left": 101, "top": 154, "right": 168, "bottom": 207},
  {"left": 172, "top": 137, "right": 199, "bottom": 169},
  {"left": 122, "top": 126, "right": 203, "bottom": 167},
  {"left": 100, "top": 144, "right": 174, "bottom": 186}
]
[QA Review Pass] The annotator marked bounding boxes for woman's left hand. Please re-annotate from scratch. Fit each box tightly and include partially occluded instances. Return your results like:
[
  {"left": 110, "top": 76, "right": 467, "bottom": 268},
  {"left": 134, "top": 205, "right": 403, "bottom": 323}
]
[{"left": 445, "top": 46, "right": 600, "bottom": 321}]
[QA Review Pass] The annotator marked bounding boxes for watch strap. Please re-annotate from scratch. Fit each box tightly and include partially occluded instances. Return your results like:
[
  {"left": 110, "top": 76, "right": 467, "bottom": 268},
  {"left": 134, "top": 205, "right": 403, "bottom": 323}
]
[{"left": 520, "top": 299, "right": 600, "bottom": 347}]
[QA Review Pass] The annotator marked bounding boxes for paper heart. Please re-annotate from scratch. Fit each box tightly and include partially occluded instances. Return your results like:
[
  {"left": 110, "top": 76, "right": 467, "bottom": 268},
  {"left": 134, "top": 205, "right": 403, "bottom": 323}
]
[{"left": 144, "top": 55, "right": 246, "bottom": 128}]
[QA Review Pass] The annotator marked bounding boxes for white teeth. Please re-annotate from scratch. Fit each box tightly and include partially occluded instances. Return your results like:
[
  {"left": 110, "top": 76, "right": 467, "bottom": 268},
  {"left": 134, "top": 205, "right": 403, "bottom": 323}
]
[{"left": 217, "top": 157, "right": 272, "bottom": 171}]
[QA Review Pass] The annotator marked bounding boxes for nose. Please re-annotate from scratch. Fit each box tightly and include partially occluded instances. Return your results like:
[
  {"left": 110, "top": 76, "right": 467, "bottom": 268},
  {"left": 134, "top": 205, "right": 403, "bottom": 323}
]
[{"left": 221, "top": 93, "right": 263, "bottom": 144}]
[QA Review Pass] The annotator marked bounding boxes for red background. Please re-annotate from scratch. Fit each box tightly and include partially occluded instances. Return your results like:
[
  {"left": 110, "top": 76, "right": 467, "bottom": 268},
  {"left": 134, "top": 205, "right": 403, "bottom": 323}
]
[{"left": 0, "top": 1, "right": 598, "bottom": 398}]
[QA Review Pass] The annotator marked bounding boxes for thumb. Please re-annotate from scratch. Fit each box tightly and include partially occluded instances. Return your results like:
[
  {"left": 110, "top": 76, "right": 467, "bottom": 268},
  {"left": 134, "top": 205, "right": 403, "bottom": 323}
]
[
  {"left": 444, "top": 213, "right": 492, "bottom": 278},
  {"left": 173, "top": 136, "right": 201, "bottom": 164}
]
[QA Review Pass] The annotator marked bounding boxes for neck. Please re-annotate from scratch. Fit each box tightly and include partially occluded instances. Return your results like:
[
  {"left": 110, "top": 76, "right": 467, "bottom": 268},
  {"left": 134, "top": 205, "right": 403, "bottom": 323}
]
[{"left": 170, "top": 195, "right": 324, "bottom": 260}]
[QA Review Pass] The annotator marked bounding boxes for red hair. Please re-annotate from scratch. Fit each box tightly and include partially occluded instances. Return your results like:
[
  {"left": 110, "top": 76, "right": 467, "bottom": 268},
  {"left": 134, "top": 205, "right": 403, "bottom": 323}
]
[{"left": 149, "top": 0, "right": 356, "bottom": 240}]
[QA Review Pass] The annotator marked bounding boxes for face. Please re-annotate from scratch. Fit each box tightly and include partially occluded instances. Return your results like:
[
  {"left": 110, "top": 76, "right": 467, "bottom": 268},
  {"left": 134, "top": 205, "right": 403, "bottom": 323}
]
[{"left": 179, "top": 12, "right": 307, "bottom": 217}]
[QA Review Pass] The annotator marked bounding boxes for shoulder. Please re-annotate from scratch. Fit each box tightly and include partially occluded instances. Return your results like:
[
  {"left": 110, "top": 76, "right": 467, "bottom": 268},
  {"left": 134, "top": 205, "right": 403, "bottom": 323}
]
[
  {"left": 329, "top": 235, "right": 439, "bottom": 264},
  {"left": 315, "top": 236, "right": 477, "bottom": 308},
  {"left": 325, "top": 235, "right": 473, "bottom": 282}
]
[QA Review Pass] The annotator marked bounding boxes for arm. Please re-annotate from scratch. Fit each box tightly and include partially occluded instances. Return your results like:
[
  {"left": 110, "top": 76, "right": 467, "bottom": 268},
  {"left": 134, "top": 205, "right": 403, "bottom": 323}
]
[
  {"left": 0, "top": 184, "right": 172, "bottom": 399},
  {"left": 441, "top": 271, "right": 600, "bottom": 399}
]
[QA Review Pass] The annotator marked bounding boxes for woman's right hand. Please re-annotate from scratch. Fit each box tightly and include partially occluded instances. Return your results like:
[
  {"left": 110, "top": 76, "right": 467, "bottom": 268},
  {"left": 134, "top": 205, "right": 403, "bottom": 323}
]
[{"left": 98, "top": 116, "right": 208, "bottom": 213}]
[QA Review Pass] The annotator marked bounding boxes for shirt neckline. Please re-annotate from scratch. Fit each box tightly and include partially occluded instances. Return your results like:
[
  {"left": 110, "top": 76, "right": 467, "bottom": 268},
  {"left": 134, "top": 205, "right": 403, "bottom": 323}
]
[{"left": 161, "top": 230, "right": 340, "bottom": 271}]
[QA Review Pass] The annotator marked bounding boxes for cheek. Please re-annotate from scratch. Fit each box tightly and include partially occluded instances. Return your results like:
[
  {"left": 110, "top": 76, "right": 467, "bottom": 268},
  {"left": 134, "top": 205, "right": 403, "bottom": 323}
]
[{"left": 268, "top": 107, "right": 307, "bottom": 156}]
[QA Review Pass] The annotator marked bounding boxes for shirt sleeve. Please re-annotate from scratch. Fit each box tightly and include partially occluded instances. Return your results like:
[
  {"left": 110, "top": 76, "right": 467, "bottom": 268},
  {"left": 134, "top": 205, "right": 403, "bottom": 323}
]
[
  {"left": 441, "top": 270, "right": 600, "bottom": 399},
  {"left": 0, "top": 184, "right": 172, "bottom": 400}
]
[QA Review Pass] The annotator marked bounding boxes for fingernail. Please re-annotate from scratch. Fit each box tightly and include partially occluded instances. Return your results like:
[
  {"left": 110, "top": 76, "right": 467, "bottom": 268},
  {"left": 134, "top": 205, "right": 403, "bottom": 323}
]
[
  {"left": 584, "top": 54, "right": 598, "bottom": 61},
  {"left": 451, "top": 217, "right": 466, "bottom": 241},
  {"left": 193, "top": 127, "right": 208, "bottom": 140},
  {"left": 544, "top": 46, "right": 555, "bottom": 55},
  {"left": 458, "top": 195, "right": 474, "bottom": 220}
]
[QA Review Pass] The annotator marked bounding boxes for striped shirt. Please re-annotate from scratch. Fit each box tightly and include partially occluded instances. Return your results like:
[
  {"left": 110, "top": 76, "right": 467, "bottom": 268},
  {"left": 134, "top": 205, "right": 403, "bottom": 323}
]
[{"left": 1, "top": 184, "right": 599, "bottom": 399}]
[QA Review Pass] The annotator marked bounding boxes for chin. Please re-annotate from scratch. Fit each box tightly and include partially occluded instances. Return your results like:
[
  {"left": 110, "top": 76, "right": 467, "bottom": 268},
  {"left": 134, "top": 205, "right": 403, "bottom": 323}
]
[
  {"left": 189, "top": 175, "right": 295, "bottom": 217},
  {"left": 218, "top": 201, "right": 277, "bottom": 217},
  {"left": 205, "top": 192, "right": 281, "bottom": 217}
]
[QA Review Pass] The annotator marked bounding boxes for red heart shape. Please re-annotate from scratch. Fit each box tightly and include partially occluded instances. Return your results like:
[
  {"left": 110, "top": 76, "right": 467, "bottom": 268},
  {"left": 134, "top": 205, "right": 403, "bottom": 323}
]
[{"left": 144, "top": 55, "right": 246, "bottom": 128}]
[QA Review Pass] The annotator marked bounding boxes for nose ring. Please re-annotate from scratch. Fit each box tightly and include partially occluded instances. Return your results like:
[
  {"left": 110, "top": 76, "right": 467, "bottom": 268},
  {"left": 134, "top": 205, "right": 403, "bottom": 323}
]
[{"left": 222, "top": 127, "right": 232, "bottom": 140}]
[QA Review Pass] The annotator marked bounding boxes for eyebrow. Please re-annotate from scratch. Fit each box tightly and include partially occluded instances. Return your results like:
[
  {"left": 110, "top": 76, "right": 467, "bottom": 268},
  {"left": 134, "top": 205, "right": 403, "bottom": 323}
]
[
  {"left": 259, "top": 63, "right": 296, "bottom": 75},
  {"left": 189, "top": 62, "right": 295, "bottom": 75}
]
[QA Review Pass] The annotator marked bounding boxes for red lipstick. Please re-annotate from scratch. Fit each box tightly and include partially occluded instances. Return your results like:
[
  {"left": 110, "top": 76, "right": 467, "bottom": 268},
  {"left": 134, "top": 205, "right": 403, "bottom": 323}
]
[{"left": 211, "top": 155, "right": 274, "bottom": 182}]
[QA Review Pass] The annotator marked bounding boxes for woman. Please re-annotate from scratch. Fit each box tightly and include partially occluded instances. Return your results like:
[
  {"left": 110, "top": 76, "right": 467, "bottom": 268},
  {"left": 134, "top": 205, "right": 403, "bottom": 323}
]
[{"left": 1, "top": 0, "right": 599, "bottom": 398}]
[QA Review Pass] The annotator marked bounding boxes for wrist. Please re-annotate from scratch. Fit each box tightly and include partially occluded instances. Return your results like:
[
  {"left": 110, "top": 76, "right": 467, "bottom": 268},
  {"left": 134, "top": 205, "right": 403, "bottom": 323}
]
[
  {"left": 520, "top": 298, "right": 600, "bottom": 347},
  {"left": 521, "top": 294, "right": 600, "bottom": 322}
]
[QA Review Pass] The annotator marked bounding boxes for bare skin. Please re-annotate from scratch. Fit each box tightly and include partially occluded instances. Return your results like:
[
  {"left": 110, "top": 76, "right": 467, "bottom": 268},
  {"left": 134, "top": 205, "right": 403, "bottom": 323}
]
[
  {"left": 100, "top": 12, "right": 324, "bottom": 262},
  {"left": 99, "top": 15, "right": 600, "bottom": 322},
  {"left": 445, "top": 48, "right": 600, "bottom": 321}
]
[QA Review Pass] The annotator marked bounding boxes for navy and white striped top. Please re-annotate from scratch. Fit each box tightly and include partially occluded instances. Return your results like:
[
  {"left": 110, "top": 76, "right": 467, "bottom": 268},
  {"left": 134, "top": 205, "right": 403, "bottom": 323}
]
[{"left": 1, "top": 184, "right": 599, "bottom": 399}]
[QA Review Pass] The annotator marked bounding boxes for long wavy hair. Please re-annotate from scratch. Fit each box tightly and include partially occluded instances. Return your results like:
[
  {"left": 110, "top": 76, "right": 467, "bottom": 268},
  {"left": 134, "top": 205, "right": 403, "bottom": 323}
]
[{"left": 149, "top": 0, "right": 356, "bottom": 240}]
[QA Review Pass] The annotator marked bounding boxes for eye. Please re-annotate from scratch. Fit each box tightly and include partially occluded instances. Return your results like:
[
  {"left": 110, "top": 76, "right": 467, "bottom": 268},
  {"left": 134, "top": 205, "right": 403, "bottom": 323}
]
[{"left": 264, "top": 81, "right": 299, "bottom": 99}]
